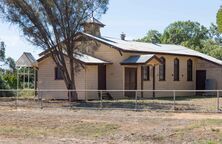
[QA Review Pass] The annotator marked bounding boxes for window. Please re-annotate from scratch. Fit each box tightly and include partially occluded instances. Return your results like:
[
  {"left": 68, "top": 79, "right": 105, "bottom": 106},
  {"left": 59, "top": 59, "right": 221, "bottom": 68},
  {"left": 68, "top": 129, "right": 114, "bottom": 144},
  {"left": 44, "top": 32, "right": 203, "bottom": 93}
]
[
  {"left": 187, "top": 59, "right": 193, "bottom": 81},
  {"left": 142, "top": 66, "right": 150, "bottom": 81},
  {"left": 174, "top": 58, "right": 179, "bottom": 81},
  {"left": 55, "top": 67, "right": 63, "bottom": 80},
  {"left": 159, "top": 57, "right": 166, "bottom": 81}
]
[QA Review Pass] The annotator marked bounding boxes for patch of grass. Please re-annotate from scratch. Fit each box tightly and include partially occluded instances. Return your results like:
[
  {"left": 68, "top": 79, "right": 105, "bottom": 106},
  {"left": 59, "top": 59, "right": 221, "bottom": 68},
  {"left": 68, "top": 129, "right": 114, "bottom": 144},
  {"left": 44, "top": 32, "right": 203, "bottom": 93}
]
[
  {"left": 204, "top": 119, "right": 222, "bottom": 126},
  {"left": 0, "top": 121, "right": 119, "bottom": 139},
  {"left": 176, "top": 119, "right": 222, "bottom": 133},
  {"left": 0, "top": 126, "right": 49, "bottom": 137},
  {"left": 152, "top": 135, "right": 165, "bottom": 141},
  {"left": 173, "top": 119, "right": 222, "bottom": 143},
  {"left": 197, "top": 140, "right": 221, "bottom": 144},
  {"left": 18, "top": 89, "right": 35, "bottom": 99},
  {"left": 69, "top": 122, "right": 119, "bottom": 138}
]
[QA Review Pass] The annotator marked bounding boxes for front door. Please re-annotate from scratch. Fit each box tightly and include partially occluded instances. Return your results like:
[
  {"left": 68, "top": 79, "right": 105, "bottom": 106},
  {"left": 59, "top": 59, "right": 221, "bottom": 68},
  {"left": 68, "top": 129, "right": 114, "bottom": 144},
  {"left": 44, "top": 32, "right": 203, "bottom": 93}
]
[
  {"left": 98, "top": 65, "right": 106, "bottom": 90},
  {"left": 125, "top": 68, "right": 137, "bottom": 98},
  {"left": 196, "top": 70, "right": 206, "bottom": 94}
]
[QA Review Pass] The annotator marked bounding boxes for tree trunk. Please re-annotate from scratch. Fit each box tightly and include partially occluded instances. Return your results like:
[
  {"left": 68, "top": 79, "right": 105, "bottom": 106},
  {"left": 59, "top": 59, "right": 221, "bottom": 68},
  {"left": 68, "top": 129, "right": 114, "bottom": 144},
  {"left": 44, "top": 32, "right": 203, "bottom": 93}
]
[
  {"left": 68, "top": 83, "right": 78, "bottom": 102},
  {"left": 68, "top": 57, "right": 78, "bottom": 102}
]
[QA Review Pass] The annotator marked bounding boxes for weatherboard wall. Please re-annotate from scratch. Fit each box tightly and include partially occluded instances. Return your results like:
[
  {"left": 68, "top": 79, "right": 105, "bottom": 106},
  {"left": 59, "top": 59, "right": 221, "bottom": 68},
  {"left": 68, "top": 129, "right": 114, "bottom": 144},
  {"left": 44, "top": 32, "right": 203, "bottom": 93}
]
[{"left": 37, "top": 56, "right": 98, "bottom": 100}]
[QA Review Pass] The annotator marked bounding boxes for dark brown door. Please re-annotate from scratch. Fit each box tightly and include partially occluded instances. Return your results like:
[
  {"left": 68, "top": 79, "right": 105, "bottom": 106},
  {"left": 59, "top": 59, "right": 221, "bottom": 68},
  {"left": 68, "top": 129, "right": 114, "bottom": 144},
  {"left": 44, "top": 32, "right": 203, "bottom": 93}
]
[
  {"left": 98, "top": 65, "right": 106, "bottom": 90},
  {"left": 196, "top": 70, "right": 206, "bottom": 94},
  {"left": 125, "top": 68, "right": 137, "bottom": 98}
]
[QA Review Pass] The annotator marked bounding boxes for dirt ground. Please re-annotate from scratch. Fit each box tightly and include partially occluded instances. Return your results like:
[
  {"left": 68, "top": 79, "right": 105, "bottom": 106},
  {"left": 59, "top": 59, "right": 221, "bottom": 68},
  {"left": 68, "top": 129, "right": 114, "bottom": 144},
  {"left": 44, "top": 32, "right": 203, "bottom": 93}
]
[{"left": 1, "top": 106, "right": 222, "bottom": 144}]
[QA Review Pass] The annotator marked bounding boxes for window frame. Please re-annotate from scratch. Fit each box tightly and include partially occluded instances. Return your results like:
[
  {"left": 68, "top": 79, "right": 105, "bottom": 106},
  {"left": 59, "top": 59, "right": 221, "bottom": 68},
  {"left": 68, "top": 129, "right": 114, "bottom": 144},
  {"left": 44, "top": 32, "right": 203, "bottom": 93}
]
[
  {"left": 187, "top": 59, "right": 193, "bottom": 81},
  {"left": 142, "top": 66, "right": 150, "bottom": 81},
  {"left": 159, "top": 57, "right": 166, "bottom": 81},
  {"left": 55, "top": 67, "right": 64, "bottom": 80},
  {"left": 174, "top": 58, "right": 180, "bottom": 81}
]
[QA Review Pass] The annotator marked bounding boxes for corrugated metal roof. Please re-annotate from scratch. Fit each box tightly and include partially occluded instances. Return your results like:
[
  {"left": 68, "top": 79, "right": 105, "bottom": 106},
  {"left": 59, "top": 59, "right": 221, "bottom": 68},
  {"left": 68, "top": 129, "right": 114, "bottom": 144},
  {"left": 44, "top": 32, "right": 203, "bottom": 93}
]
[
  {"left": 82, "top": 32, "right": 222, "bottom": 66},
  {"left": 75, "top": 53, "right": 111, "bottom": 64},
  {"left": 121, "top": 54, "right": 155, "bottom": 64},
  {"left": 16, "top": 52, "right": 37, "bottom": 67}
]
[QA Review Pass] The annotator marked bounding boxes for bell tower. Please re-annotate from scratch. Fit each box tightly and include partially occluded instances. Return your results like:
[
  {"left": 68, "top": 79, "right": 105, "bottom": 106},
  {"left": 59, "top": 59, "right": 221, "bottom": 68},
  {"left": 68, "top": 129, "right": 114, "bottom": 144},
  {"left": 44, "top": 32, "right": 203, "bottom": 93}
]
[{"left": 82, "top": 17, "right": 105, "bottom": 37}]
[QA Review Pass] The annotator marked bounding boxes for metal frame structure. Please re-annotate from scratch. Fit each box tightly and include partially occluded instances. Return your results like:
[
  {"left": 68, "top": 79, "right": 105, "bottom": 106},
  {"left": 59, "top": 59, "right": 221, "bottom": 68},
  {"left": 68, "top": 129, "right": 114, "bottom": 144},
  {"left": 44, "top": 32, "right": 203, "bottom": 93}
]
[
  {"left": 15, "top": 52, "right": 38, "bottom": 92},
  {"left": 16, "top": 66, "right": 37, "bottom": 89}
]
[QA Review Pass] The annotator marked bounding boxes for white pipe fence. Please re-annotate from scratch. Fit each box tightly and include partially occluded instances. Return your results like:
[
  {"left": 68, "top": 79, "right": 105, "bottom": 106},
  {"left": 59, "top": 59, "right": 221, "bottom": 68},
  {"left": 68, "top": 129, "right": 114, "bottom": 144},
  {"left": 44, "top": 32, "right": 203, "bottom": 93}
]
[{"left": 0, "top": 89, "right": 221, "bottom": 112}]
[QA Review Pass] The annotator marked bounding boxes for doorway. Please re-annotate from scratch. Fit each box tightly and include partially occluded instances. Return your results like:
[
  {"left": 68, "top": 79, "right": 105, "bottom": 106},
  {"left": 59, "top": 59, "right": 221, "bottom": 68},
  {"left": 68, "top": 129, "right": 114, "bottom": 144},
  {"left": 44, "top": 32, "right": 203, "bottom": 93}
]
[
  {"left": 98, "top": 65, "right": 106, "bottom": 90},
  {"left": 125, "top": 67, "right": 137, "bottom": 98},
  {"left": 196, "top": 70, "right": 206, "bottom": 95}
]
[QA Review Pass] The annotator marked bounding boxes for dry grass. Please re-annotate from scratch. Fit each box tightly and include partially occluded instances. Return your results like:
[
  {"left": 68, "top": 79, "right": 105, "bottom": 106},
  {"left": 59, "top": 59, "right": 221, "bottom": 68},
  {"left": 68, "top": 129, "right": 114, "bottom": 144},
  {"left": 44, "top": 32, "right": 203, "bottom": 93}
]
[
  {"left": 1, "top": 107, "right": 222, "bottom": 144},
  {"left": 0, "top": 121, "right": 119, "bottom": 139}
]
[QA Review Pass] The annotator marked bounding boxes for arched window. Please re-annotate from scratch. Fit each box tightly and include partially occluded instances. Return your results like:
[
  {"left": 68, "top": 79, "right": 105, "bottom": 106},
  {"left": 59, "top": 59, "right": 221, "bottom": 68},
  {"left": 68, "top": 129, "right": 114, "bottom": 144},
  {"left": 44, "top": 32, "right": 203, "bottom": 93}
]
[
  {"left": 174, "top": 58, "right": 179, "bottom": 81},
  {"left": 159, "top": 57, "right": 166, "bottom": 81},
  {"left": 187, "top": 59, "right": 193, "bottom": 81}
]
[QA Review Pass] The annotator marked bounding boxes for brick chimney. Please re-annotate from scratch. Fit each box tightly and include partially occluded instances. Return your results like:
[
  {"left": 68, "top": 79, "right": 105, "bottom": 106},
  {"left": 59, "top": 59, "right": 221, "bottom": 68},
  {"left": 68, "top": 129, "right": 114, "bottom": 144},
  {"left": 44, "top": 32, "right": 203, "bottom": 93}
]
[{"left": 121, "top": 32, "right": 126, "bottom": 40}]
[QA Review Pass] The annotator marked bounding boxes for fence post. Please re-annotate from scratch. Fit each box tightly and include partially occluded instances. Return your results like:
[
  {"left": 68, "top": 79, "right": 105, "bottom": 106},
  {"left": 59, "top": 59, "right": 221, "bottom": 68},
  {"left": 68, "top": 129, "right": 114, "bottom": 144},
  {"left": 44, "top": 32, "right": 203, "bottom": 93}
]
[
  {"left": 69, "top": 91, "right": 72, "bottom": 110},
  {"left": 100, "top": 90, "right": 103, "bottom": 110},
  {"left": 217, "top": 90, "right": 220, "bottom": 112},
  {"left": 15, "top": 89, "right": 18, "bottom": 109},
  {"left": 135, "top": 91, "right": 138, "bottom": 111},
  {"left": 40, "top": 90, "right": 43, "bottom": 109},
  {"left": 173, "top": 90, "right": 176, "bottom": 111}
]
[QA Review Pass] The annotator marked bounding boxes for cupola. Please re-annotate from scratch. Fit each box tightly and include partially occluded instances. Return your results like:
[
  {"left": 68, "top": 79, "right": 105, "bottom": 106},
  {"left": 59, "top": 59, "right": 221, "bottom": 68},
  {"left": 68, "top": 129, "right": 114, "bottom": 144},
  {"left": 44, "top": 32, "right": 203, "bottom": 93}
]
[{"left": 81, "top": 17, "right": 105, "bottom": 37}]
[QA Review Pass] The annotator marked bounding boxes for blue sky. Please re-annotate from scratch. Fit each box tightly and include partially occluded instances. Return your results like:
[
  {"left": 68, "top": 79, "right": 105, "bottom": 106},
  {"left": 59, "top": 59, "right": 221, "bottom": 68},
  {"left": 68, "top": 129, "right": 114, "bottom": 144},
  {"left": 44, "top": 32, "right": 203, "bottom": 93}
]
[{"left": 0, "top": 0, "right": 221, "bottom": 60}]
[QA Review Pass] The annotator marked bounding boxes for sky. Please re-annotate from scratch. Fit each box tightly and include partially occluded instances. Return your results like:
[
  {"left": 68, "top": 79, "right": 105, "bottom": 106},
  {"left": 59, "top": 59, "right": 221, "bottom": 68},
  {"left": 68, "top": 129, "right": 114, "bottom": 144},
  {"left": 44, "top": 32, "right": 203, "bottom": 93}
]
[{"left": 0, "top": 0, "right": 221, "bottom": 60}]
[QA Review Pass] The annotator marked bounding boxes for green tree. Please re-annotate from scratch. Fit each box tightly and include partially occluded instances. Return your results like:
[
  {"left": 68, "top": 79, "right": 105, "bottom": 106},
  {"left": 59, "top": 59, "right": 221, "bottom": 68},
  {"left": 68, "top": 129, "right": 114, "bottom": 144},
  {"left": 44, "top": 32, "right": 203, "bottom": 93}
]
[
  {"left": 0, "top": 72, "right": 15, "bottom": 97},
  {"left": 5, "top": 57, "right": 16, "bottom": 72},
  {"left": 3, "top": 71, "right": 17, "bottom": 89},
  {"left": 0, "top": 41, "right": 5, "bottom": 62},
  {"left": 199, "top": 39, "right": 222, "bottom": 60},
  {"left": 137, "top": 30, "right": 162, "bottom": 43},
  {"left": 217, "top": 6, "right": 222, "bottom": 33},
  {"left": 161, "top": 21, "right": 209, "bottom": 49},
  {"left": 0, "top": 0, "right": 109, "bottom": 101},
  {"left": 209, "top": 23, "right": 222, "bottom": 44}
]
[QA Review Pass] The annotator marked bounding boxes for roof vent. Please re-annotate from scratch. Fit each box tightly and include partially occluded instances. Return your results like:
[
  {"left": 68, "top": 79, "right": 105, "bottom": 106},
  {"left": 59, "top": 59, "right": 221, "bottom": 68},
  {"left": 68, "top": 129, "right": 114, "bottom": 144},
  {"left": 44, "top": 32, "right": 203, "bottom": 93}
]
[{"left": 121, "top": 32, "right": 126, "bottom": 40}]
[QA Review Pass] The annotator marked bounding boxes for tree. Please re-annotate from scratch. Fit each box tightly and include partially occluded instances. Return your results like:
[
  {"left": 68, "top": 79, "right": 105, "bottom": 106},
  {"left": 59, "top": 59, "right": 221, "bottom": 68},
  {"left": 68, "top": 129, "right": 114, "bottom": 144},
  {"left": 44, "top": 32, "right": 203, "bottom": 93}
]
[
  {"left": 0, "top": 72, "right": 15, "bottom": 97},
  {"left": 137, "top": 30, "right": 162, "bottom": 43},
  {"left": 209, "top": 23, "right": 222, "bottom": 44},
  {"left": 3, "top": 71, "right": 17, "bottom": 89},
  {"left": 5, "top": 57, "right": 16, "bottom": 72},
  {"left": 0, "top": 0, "right": 109, "bottom": 101},
  {"left": 199, "top": 39, "right": 222, "bottom": 60},
  {"left": 0, "top": 41, "right": 5, "bottom": 62},
  {"left": 217, "top": 6, "right": 222, "bottom": 33},
  {"left": 161, "top": 21, "right": 209, "bottom": 49}
]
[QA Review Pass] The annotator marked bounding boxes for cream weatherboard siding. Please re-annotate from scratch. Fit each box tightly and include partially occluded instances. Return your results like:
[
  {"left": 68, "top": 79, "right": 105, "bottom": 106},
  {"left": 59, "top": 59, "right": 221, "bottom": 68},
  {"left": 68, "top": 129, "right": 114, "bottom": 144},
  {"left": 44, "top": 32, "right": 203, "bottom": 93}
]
[{"left": 38, "top": 56, "right": 98, "bottom": 100}]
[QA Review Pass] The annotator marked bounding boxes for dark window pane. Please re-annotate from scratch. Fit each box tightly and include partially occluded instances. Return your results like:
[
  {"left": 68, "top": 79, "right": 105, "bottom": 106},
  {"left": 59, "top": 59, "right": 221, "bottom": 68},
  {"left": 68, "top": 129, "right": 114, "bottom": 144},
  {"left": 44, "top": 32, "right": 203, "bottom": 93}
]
[
  {"left": 174, "top": 58, "right": 179, "bottom": 81},
  {"left": 159, "top": 57, "right": 166, "bottom": 81},
  {"left": 142, "top": 66, "right": 150, "bottom": 81},
  {"left": 55, "top": 67, "right": 63, "bottom": 80},
  {"left": 187, "top": 59, "right": 193, "bottom": 81}
]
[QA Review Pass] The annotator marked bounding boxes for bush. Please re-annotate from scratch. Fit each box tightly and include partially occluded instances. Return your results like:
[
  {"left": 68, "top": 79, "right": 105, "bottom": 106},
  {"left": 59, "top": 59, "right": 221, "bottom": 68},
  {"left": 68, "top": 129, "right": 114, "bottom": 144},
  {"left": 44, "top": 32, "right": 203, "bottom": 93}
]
[{"left": 0, "top": 74, "right": 15, "bottom": 97}]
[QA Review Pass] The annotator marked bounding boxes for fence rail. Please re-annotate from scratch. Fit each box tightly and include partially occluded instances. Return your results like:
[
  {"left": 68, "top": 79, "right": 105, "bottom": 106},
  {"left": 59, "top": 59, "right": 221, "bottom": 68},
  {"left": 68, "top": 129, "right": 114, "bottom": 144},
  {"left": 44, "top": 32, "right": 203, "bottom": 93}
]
[{"left": 0, "top": 89, "right": 221, "bottom": 112}]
